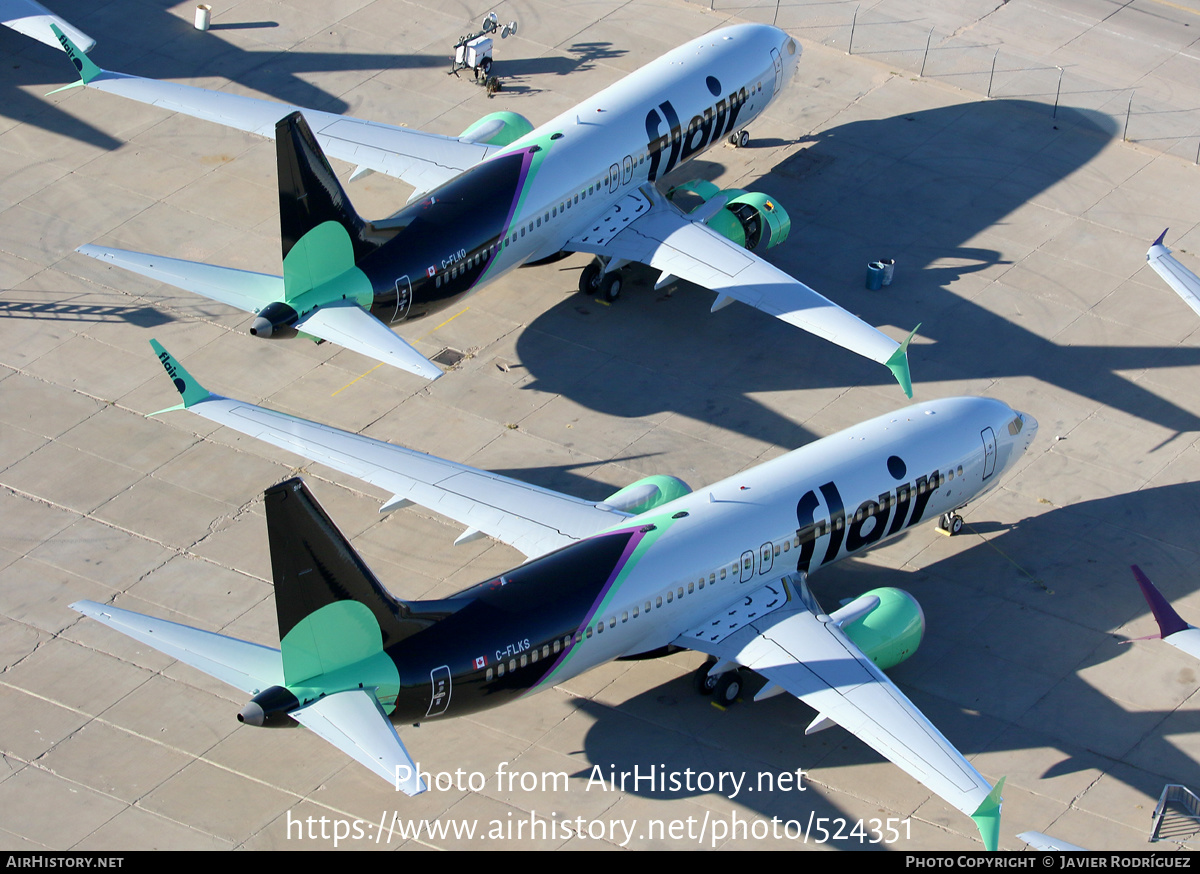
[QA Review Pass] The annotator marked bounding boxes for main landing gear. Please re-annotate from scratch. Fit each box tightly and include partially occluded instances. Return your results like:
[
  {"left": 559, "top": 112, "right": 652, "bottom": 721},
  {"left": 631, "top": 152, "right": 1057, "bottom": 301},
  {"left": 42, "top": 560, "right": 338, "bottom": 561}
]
[
  {"left": 938, "top": 512, "right": 964, "bottom": 535},
  {"left": 693, "top": 655, "right": 747, "bottom": 708},
  {"left": 579, "top": 259, "right": 623, "bottom": 302}
]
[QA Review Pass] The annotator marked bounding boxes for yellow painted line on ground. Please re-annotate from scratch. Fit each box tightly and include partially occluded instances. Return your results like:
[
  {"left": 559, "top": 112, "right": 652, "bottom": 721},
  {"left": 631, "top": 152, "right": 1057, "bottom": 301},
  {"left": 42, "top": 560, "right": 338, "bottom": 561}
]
[
  {"left": 332, "top": 362, "right": 384, "bottom": 396},
  {"left": 1145, "top": 0, "right": 1200, "bottom": 17},
  {"left": 421, "top": 306, "right": 468, "bottom": 339},
  {"left": 332, "top": 307, "right": 468, "bottom": 395}
]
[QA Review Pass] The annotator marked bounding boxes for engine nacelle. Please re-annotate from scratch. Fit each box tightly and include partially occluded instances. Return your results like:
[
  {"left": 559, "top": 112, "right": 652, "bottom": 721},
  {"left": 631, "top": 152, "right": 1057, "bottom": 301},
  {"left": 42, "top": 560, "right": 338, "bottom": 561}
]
[
  {"left": 249, "top": 300, "right": 300, "bottom": 338},
  {"left": 458, "top": 111, "right": 534, "bottom": 146},
  {"left": 667, "top": 180, "right": 791, "bottom": 252},
  {"left": 837, "top": 587, "right": 924, "bottom": 671},
  {"left": 599, "top": 475, "right": 691, "bottom": 515},
  {"left": 238, "top": 685, "right": 301, "bottom": 728}
]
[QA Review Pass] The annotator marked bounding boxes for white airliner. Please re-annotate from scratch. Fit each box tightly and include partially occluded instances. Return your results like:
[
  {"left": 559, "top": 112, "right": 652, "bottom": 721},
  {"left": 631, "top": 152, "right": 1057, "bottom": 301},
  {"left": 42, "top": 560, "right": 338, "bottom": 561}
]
[
  {"left": 50, "top": 22, "right": 918, "bottom": 393},
  {"left": 71, "top": 343, "right": 1038, "bottom": 849},
  {"left": 1146, "top": 230, "right": 1200, "bottom": 319}
]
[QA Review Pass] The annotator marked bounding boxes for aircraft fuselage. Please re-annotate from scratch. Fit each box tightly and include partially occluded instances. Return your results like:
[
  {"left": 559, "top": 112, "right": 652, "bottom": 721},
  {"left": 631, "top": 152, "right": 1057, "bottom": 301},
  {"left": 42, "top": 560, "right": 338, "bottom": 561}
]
[
  {"left": 356, "top": 23, "right": 800, "bottom": 324},
  {"left": 363, "top": 397, "right": 1037, "bottom": 724}
]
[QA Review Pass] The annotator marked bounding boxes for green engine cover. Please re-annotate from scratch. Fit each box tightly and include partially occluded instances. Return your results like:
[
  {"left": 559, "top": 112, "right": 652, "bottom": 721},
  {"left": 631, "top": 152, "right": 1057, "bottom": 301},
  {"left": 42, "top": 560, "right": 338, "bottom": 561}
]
[
  {"left": 840, "top": 587, "right": 924, "bottom": 670},
  {"left": 601, "top": 475, "right": 692, "bottom": 515},
  {"left": 725, "top": 192, "right": 791, "bottom": 250},
  {"left": 665, "top": 180, "right": 791, "bottom": 251},
  {"left": 458, "top": 111, "right": 535, "bottom": 146}
]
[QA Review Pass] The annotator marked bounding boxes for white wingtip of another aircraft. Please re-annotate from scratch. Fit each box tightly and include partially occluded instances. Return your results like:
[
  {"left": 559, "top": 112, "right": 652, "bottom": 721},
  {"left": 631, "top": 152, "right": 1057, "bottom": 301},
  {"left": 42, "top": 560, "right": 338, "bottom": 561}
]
[
  {"left": 1146, "top": 229, "right": 1200, "bottom": 318},
  {"left": 1, "top": 0, "right": 94, "bottom": 52},
  {"left": 1018, "top": 831, "right": 1085, "bottom": 851}
]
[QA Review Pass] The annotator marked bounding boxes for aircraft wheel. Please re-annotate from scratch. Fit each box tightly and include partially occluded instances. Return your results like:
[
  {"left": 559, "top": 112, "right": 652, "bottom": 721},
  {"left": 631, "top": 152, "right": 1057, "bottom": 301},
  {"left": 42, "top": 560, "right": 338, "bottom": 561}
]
[
  {"left": 579, "top": 262, "right": 602, "bottom": 295},
  {"left": 692, "top": 656, "right": 719, "bottom": 695},
  {"left": 602, "top": 272, "right": 622, "bottom": 301},
  {"left": 739, "top": 130, "right": 750, "bottom": 147},
  {"left": 939, "top": 513, "right": 963, "bottom": 535},
  {"left": 713, "top": 670, "right": 742, "bottom": 707}
]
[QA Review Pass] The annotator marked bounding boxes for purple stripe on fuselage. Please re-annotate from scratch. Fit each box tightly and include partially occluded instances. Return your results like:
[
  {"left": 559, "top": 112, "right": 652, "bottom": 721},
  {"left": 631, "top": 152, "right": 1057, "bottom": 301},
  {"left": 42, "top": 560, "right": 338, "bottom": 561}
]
[
  {"left": 498, "top": 147, "right": 537, "bottom": 242},
  {"left": 526, "top": 525, "right": 650, "bottom": 690}
]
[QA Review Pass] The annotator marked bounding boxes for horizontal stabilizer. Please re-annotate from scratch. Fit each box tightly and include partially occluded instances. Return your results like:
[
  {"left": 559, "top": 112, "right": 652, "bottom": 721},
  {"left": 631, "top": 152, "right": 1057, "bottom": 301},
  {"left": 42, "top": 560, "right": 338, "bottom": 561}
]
[
  {"left": 289, "top": 689, "right": 427, "bottom": 793},
  {"left": 70, "top": 600, "right": 283, "bottom": 694},
  {"left": 79, "top": 245, "right": 283, "bottom": 314},
  {"left": 295, "top": 301, "right": 443, "bottom": 380}
]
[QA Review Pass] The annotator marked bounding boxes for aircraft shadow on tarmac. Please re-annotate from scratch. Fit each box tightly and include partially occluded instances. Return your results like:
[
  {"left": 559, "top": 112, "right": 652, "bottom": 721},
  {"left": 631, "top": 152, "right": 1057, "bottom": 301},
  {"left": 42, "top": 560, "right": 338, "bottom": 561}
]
[
  {"left": 517, "top": 98, "right": 1200, "bottom": 449},
  {"left": 0, "top": 0, "right": 449, "bottom": 150},
  {"left": 560, "top": 481, "right": 1200, "bottom": 834},
  {"left": 0, "top": 293, "right": 174, "bottom": 327}
]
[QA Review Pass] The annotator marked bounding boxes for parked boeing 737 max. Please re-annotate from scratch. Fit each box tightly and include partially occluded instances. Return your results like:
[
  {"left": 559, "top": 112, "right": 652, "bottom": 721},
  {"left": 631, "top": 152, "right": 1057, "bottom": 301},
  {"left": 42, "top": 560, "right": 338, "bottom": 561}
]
[
  {"left": 50, "top": 23, "right": 917, "bottom": 393},
  {"left": 71, "top": 344, "right": 1037, "bottom": 848}
]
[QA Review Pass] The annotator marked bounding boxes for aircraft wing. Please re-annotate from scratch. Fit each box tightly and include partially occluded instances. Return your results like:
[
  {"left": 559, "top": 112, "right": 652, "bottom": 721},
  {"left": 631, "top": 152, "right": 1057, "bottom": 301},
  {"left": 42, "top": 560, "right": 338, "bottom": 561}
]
[
  {"left": 78, "top": 245, "right": 284, "bottom": 313},
  {"left": 296, "top": 301, "right": 443, "bottom": 381},
  {"left": 71, "top": 599, "right": 284, "bottom": 694},
  {"left": 674, "top": 576, "right": 1003, "bottom": 850},
  {"left": 2, "top": 0, "right": 93, "bottom": 52},
  {"left": 80, "top": 249, "right": 443, "bottom": 380},
  {"left": 1131, "top": 565, "right": 1200, "bottom": 660},
  {"left": 50, "top": 26, "right": 492, "bottom": 196},
  {"left": 1147, "top": 230, "right": 1200, "bottom": 318},
  {"left": 289, "top": 689, "right": 427, "bottom": 795},
  {"left": 1018, "top": 831, "right": 1085, "bottom": 852},
  {"left": 568, "top": 185, "right": 915, "bottom": 396},
  {"left": 150, "top": 341, "right": 628, "bottom": 558}
]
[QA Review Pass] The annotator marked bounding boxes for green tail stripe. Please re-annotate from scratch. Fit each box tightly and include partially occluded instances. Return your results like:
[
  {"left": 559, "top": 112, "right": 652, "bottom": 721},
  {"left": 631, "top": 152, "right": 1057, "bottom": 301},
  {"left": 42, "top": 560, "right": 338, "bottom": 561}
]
[
  {"left": 149, "top": 340, "right": 211, "bottom": 408},
  {"left": 969, "top": 775, "right": 1005, "bottom": 852},
  {"left": 885, "top": 322, "right": 920, "bottom": 399},
  {"left": 49, "top": 24, "right": 103, "bottom": 85}
]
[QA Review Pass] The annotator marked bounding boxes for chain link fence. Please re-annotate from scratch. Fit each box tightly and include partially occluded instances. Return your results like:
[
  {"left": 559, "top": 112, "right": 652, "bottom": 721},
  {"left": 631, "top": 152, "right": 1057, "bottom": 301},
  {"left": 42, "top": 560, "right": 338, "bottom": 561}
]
[{"left": 687, "top": 0, "right": 1200, "bottom": 163}]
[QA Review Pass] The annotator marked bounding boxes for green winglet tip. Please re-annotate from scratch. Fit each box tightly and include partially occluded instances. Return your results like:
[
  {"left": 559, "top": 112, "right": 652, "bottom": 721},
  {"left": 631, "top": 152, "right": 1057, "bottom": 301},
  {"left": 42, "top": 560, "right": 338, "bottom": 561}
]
[
  {"left": 149, "top": 340, "right": 211, "bottom": 408},
  {"left": 49, "top": 24, "right": 103, "bottom": 85},
  {"left": 969, "top": 776, "right": 1005, "bottom": 852},
  {"left": 884, "top": 323, "right": 920, "bottom": 399}
]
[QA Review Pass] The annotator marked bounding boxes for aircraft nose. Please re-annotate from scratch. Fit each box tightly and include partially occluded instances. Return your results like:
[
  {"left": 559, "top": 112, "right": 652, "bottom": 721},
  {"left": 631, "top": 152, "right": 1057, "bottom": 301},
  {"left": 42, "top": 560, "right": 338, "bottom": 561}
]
[{"left": 1018, "top": 411, "right": 1038, "bottom": 449}]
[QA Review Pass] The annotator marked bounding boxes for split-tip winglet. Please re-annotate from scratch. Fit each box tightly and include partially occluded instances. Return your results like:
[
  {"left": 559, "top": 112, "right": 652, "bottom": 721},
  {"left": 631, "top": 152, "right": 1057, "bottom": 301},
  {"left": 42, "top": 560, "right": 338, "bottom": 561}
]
[
  {"left": 147, "top": 339, "right": 212, "bottom": 415},
  {"left": 1131, "top": 565, "right": 1189, "bottom": 638},
  {"left": 47, "top": 24, "right": 103, "bottom": 92},
  {"left": 969, "top": 776, "right": 1005, "bottom": 852},
  {"left": 885, "top": 323, "right": 920, "bottom": 399}
]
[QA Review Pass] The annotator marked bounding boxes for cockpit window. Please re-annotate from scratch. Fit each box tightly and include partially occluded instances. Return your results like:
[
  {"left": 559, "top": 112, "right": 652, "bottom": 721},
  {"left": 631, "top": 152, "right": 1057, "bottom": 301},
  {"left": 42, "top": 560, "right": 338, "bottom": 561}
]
[
  {"left": 1008, "top": 416, "right": 1023, "bottom": 436},
  {"left": 786, "top": 39, "right": 797, "bottom": 55}
]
